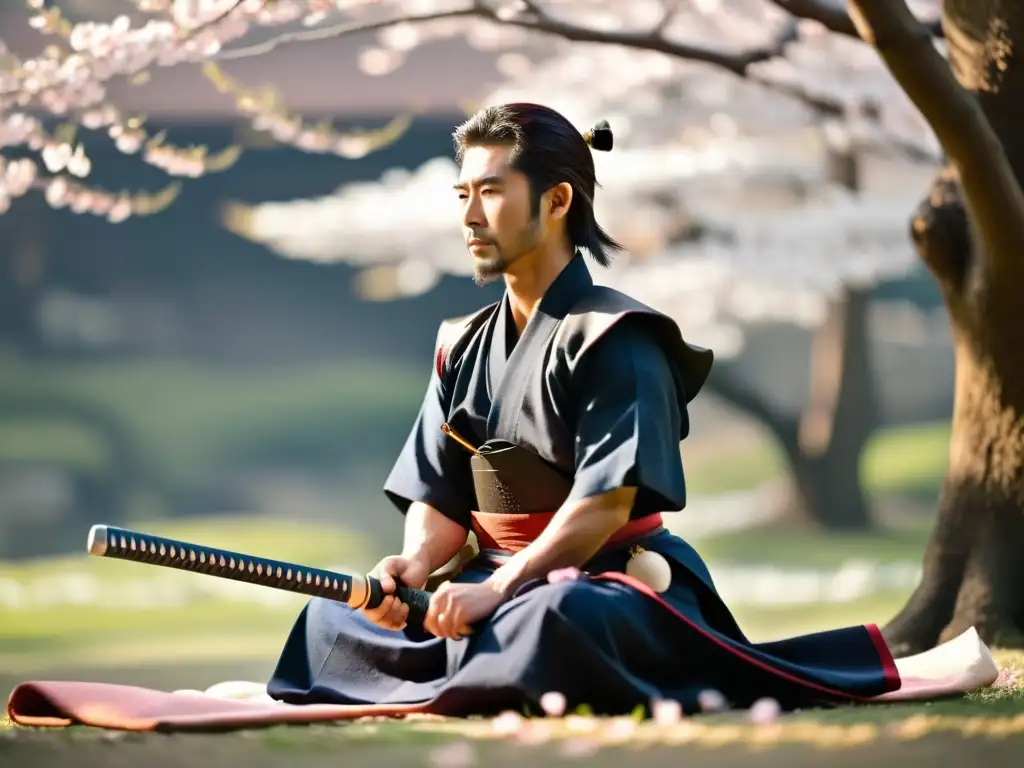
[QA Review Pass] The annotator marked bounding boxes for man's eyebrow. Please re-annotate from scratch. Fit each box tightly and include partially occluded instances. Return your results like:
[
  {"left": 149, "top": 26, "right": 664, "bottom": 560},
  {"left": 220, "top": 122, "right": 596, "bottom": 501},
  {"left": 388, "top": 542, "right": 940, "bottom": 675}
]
[{"left": 453, "top": 175, "right": 505, "bottom": 190}]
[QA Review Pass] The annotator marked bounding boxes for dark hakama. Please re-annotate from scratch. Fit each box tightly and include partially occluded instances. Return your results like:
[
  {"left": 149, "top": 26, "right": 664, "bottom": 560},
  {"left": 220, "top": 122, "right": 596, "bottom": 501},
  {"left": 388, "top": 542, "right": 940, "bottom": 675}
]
[{"left": 267, "top": 255, "right": 900, "bottom": 716}]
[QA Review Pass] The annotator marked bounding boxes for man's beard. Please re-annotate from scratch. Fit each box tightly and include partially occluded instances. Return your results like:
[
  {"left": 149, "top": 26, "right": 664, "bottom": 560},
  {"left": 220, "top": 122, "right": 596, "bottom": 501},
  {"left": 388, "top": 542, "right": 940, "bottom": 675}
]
[{"left": 471, "top": 220, "right": 540, "bottom": 286}]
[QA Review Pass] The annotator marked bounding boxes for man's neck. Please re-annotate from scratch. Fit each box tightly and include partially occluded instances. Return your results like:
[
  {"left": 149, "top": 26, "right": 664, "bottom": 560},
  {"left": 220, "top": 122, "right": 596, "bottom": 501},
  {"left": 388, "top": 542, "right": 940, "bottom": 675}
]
[{"left": 504, "top": 246, "right": 574, "bottom": 334}]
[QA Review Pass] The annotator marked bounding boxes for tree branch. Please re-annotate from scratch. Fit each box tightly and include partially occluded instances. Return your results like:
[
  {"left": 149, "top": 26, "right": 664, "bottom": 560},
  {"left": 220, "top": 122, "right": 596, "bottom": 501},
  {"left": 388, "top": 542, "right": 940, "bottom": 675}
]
[
  {"left": 848, "top": 0, "right": 1024, "bottom": 283},
  {"left": 707, "top": 366, "right": 799, "bottom": 445},
  {"left": 215, "top": 7, "right": 482, "bottom": 61},
  {"left": 768, "top": 0, "right": 943, "bottom": 39},
  {"left": 218, "top": 1, "right": 797, "bottom": 77}
]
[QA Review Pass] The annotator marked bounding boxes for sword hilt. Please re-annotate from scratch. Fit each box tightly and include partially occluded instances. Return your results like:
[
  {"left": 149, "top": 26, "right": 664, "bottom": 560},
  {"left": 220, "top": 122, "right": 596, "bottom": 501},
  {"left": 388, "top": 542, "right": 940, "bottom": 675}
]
[{"left": 363, "top": 574, "right": 432, "bottom": 628}]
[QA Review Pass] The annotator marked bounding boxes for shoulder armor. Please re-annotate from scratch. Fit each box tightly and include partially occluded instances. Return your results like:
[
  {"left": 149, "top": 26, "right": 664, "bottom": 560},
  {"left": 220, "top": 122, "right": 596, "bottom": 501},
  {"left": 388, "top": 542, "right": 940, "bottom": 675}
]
[
  {"left": 433, "top": 301, "right": 498, "bottom": 379},
  {"left": 558, "top": 286, "right": 713, "bottom": 402}
]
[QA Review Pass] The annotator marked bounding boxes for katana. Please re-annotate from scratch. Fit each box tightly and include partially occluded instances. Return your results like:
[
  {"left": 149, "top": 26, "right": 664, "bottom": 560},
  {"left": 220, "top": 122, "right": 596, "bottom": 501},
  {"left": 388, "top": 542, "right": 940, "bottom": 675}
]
[{"left": 86, "top": 524, "right": 432, "bottom": 626}]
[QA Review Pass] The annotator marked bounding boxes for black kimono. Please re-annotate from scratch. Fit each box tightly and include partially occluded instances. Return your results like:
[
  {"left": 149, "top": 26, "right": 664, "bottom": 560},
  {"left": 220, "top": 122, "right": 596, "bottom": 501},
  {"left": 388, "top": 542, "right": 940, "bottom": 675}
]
[{"left": 267, "top": 254, "right": 900, "bottom": 716}]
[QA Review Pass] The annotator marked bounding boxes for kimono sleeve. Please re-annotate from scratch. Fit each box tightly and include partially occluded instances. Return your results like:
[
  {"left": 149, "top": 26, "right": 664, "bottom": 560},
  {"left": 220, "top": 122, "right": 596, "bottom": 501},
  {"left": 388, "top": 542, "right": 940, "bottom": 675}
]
[
  {"left": 565, "top": 317, "right": 688, "bottom": 517},
  {"left": 382, "top": 361, "right": 476, "bottom": 529}
]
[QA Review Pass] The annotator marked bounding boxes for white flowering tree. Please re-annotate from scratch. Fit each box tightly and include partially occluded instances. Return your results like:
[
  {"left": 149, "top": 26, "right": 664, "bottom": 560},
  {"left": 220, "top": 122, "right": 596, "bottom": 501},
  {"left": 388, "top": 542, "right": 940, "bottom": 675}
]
[
  {"left": 224, "top": 108, "right": 937, "bottom": 535},
  {"left": 2, "top": 1, "right": 1023, "bottom": 653}
]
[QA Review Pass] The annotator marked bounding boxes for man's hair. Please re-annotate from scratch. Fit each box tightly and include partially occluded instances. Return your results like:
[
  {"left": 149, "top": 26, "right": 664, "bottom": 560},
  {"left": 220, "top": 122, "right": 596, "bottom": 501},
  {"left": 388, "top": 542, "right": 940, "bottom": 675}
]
[{"left": 452, "top": 103, "right": 622, "bottom": 267}]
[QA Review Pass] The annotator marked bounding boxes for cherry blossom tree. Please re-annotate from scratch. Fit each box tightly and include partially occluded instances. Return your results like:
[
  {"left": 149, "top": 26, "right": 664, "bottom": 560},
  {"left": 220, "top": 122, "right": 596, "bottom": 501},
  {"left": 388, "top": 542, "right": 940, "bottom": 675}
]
[
  {"left": 3, "top": 0, "right": 1024, "bottom": 652},
  {"left": 224, "top": 102, "right": 937, "bottom": 533},
  {"left": 212, "top": 1, "right": 942, "bottom": 537}
]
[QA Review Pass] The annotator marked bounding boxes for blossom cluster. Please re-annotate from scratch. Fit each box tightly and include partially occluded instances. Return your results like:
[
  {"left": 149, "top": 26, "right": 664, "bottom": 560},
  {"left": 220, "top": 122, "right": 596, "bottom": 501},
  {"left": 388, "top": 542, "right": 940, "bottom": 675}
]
[{"left": 0, "top": 0, "right": 943, "bottom": 223}]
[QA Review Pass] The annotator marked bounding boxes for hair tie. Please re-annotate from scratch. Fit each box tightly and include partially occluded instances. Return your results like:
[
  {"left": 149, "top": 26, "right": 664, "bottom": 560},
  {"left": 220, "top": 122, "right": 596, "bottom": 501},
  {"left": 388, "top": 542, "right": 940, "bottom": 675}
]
[{"left": 582, "top": 119, "right": 613, "bottom": 152}]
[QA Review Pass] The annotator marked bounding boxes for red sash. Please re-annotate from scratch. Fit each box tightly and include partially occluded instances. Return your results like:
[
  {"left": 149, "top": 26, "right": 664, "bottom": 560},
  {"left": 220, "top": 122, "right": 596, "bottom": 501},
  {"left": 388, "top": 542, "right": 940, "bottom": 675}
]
[{"left": 471, "top": 511, "right": 663, "bottom": 554}]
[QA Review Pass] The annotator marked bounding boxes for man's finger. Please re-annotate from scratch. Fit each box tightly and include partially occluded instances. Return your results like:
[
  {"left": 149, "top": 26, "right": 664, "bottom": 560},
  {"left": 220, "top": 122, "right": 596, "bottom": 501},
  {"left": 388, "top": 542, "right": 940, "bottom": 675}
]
[
  {"left": 364, "top": 594, "right": 395, "bottom": 622},
  {"left": 378, "top": 570, "right": 396, "bottom": 594},
  {"left": 387, "top": 598, "right": 407, "bottom": 628},
  {"left": 395, "top": 601, "right": 410, "bottom": 630},
  {"left": 424, "top": 592, "right": 446, "bottom": 637}
]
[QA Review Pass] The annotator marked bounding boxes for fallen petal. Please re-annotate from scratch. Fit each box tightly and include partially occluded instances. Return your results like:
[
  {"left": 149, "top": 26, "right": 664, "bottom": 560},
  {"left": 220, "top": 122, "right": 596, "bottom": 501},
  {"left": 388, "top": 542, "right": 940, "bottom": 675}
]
[
  {"left": 540, "top": 691, "right": 567, "bottom": 717},
  {"left": 547, "top": 567, "right": 582, "bottom": 583},
  {"left": 559, "top": 737, "right": 601, "bottom": 758},
  {"left": 748, "top": 697, "right": 781, "bottom": 725},
  {"left": 651, "top": 698, "right": 683, "bottom": 725},
  {"left": 491, "top": 710, "right": 525, "bottom": 735},
  {"left": 697, "top": 689, "right": 728, "bottom": 713},
  {"left": 427, "top": 740, "right": 476, "bottom": 768}
]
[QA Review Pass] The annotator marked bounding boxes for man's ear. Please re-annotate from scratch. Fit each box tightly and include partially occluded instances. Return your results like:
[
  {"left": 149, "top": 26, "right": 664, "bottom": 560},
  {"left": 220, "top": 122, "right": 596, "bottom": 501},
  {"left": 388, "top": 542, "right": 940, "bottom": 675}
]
[{"left": 545, "top": 182, "right": 573, "bottom": 221}]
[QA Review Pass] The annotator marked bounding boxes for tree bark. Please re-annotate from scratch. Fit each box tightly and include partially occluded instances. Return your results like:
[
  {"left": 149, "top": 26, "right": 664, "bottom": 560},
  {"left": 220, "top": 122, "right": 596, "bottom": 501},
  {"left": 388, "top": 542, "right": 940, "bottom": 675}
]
[
  {"left": 787, "top": 285, "right": 877, "bottom": 530},
  {"left": 849, "top": 0, "right": 1024, "bottom": 653},
  {"left": 710, "top": 281, "right": 877, "bottom": 532}
]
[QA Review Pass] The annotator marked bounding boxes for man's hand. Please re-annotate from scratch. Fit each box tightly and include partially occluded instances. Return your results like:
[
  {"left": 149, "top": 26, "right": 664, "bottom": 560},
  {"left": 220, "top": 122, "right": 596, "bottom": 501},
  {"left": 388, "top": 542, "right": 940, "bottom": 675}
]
[
  {"left": 362, "top": 554, "right": 431, "bottom": 631},
  {"left": 425, "top": 581, "right": 504, "bottom": 639}
]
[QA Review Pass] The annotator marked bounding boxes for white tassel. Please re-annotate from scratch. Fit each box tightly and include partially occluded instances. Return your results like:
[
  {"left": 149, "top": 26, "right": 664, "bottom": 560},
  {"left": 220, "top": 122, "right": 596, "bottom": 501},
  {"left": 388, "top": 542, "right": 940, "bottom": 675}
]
[{"left": 625, "top": 546, "right": 672, "bottom": 593}]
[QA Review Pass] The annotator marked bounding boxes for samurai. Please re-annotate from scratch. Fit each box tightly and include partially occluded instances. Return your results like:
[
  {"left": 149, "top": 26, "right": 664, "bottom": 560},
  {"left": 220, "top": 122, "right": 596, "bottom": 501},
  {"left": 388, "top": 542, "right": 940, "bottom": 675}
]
[{"left": 267, "top": 103, "right": 999, "bottom": 716}]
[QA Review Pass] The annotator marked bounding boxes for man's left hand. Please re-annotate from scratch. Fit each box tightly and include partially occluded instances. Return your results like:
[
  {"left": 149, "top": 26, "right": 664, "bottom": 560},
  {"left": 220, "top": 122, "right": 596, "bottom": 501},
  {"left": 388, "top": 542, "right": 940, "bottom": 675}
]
[{"left": 425, "top": 581, "right": 504, "bottom": 639}]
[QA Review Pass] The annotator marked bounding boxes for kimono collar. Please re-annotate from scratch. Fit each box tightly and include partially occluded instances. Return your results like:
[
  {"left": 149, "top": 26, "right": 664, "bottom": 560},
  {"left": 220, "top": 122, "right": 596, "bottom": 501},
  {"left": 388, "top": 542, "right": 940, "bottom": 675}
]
[{"left": 533, "top": 252, "right": 594, "bottom": 320}]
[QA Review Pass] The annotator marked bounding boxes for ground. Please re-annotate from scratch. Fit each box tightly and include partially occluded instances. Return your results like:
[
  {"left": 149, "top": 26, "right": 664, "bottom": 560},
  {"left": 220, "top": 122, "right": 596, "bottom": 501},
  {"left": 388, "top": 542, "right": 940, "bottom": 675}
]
[
  {"left": 2, "top": 516, "right": 1023, "bottom": 767},
  {"left": 3, "top": 659, "right": 1023, "bottom": 768},
  {"left": 1, "top": 357, "right": 1017, "bottom": 765}
]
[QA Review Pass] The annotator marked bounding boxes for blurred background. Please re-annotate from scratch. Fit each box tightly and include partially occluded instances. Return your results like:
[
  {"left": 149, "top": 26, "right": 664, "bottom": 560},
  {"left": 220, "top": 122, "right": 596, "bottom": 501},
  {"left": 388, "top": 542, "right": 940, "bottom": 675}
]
[{"left": 1, "top": 1, "right": 951, "bottom": 696}]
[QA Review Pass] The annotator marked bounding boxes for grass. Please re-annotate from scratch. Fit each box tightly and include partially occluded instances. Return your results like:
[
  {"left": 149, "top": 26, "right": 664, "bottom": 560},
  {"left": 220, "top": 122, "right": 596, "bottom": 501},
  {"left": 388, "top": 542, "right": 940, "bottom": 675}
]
[
  {"left": 693, "top": 518, "right": 932, "bottom": 568},
  {"left": 2, "top": 654, "right": 1021, "bottom": 768},
  {"left": 0, "top": 515, "right": 376, "bottom": 674},
  {"left": 685, "top": 421, "right": 951, "bottom": 497},
  {"left": 0, "top": 351, "right": 953, "bottom": 501},
  {"left": 0, "top": 353, "right": 425, "bottom": 490},
  {"left": 1, "top": 515, "right": 1021, "bottom": 765},
  {"left": 0, "top": 513, "right": 927, "bottom": 680}
]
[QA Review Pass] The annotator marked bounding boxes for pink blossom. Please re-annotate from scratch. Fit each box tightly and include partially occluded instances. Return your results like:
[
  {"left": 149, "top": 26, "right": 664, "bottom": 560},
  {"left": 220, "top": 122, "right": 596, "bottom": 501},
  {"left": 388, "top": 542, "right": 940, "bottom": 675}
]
[
  {"left": 490, "top": 710, "right": 524, "bottom": 735},
  {"left": 515, "top": 720, "right": 552, "bottom": 744},
  {"left": 651, "top": 698, "right": 683, "bottom": 725},
  {"left": 539, "top": 690, "right": 566, "bottom": 717},
  {"left": 697, "top": 689, "right": 728, "bottom": 713},
  {"left": 426, "top": 740, "right": 475, "bottom": 768},
  {"left": 107, "top": 198, "right": 133, "bottom": 223},
  {"left": 546, "top": 567, "right": 582, "bottom": 584},
  {"left": 748, "top": 697, "right": 781, "bottom": 724}
]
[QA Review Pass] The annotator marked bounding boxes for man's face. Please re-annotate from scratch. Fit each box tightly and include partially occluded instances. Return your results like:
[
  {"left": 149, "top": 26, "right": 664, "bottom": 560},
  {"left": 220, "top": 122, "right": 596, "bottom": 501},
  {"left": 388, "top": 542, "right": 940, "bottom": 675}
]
[{"left": 455, "top": 144, "right": 542, "bottom": 285}]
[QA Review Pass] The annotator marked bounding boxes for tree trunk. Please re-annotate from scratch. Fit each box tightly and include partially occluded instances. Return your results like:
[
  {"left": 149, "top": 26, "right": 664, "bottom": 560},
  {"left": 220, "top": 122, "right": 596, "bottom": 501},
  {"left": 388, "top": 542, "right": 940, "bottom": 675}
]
[
  {"left": 710, "top": 283, "right": 877, "bottom": 532},
  {"left": 708, "top": 144, "right": 878, "bottom": 531},
  {"left": 848, "top": 1, "right": 1024, "bottom": 653},
  {"left": 783, "top": 285, "right": 877, "bottom": 530},
  {"left": 882, "top": 165, "right": 1024, "bottom": 653},
  {"left": 0, "top": 193, "right": 47, "bottom": 356}
]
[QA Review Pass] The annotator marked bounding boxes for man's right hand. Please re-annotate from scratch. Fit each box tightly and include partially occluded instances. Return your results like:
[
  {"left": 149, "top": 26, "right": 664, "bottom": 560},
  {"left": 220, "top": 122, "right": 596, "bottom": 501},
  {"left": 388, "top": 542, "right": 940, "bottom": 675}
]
[{"left": 362, "top": 554, "right": 431, "bottom": 631}]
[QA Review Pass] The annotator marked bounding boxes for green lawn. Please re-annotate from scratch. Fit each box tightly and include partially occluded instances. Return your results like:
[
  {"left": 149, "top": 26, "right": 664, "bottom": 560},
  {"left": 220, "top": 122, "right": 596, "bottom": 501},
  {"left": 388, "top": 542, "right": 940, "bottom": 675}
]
[
  {"left": 3, "top": 516, "right": 1022, "bottom": 766},
  {"left": 0, "top": 351, "right": 953, "bottom": 501},
  {"left": 0, "top": 514, "right": 927, "bottom": 676},
  {"left": 686, "top": 422, "right": 951, "bottom": 497},
  {"left": 693, "top": 520, "right": 932, "bottom": 568},
  {"left": 0, "top": 353, "right": 425, "bottom": 491}
]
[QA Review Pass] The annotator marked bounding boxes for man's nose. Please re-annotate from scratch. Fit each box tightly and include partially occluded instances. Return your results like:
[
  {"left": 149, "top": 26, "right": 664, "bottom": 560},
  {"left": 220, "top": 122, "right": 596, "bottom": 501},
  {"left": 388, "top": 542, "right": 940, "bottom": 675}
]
[{"left": 461, "top": 193, "right": 484, "bottom": 229}]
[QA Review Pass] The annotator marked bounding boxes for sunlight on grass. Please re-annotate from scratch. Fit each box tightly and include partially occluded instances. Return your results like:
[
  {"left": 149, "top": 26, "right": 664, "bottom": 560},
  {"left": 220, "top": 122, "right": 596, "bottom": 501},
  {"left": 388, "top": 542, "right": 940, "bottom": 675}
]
[
  {"left": 694, "top": 522, "right": 931, "bottom": 568},
  {"left": 0, "top": 514, "right": 376, "bottom": 580},
  {"left": 732, "top": 591, "right": 910, "bottom": 642},
  {"left": 0, "top": 515, "right": 934, "bottom": 676},
  {"left": 0, "top": 421, "right": 110, "bottom": 474},
  {"left": 0, "top": 515, "right": 378, "bottom": 674},
  {"left": 686, "top": 420, "right": 951, "bottom": 496}
]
